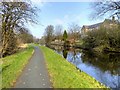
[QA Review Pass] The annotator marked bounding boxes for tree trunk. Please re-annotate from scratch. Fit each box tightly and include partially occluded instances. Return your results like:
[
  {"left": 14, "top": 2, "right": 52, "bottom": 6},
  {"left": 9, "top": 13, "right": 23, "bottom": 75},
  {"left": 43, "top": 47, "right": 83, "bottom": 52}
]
[{"left": 1, "top": 19, "right": 17, "bottom": 57}]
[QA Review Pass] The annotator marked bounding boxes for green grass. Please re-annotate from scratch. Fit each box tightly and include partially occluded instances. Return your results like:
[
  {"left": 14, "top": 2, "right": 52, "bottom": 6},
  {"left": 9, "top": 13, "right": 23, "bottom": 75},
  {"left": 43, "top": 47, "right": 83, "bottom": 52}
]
[
  {"left": 40, "top": 46, "right": 107, "bottom": 88},
  {"left": 0, "top": 45, "right": 34, "bottom": 88}
]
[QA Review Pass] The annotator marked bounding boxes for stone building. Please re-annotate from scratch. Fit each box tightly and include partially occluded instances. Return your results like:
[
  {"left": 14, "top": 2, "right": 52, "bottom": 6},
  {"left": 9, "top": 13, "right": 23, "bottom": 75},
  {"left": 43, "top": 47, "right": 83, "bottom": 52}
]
[{"left": 81, "top": 17, "right": 119, "bottom": 37}]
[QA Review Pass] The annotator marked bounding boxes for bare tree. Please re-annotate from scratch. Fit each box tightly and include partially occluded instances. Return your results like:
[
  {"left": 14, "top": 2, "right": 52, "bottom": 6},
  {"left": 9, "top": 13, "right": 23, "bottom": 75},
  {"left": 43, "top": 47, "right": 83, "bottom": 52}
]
[
  {"left": 1, "top": 1, "right": 37, "bottom": 57},
  {"left": 68, "top": 23, "right": 81, "bottom": 41},
  {"left": 39, "top": 36, "right": 45, "bottom": 45},
  {"left": 44, "top": 25, "right": 54, "bottom": 47},
  {"left": 0, "top": 27, "right": 2, "bottom": 54},
  {"left": 91, "top": 0, "right": 120, "bottom": 20},
  {"left": 17, "top": 27, "right": 33, "bottom": 44},
  {"left": 0, "top": 24, "right": 1, "bottom": 46},
  {"left": 55, "top": 25, "right": 63, "bottom": 41}
]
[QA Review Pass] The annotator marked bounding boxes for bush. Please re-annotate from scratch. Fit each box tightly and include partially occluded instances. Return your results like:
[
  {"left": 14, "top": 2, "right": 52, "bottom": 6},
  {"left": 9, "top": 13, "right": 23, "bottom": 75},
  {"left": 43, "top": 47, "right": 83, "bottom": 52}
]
[{"left": 82, "top": 26, "right": 120, "bottom": 51}]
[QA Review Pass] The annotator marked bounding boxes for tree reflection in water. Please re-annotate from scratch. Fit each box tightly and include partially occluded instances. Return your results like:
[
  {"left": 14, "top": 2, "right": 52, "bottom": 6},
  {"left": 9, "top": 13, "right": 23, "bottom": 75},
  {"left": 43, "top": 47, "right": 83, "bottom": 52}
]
[
  {"left": 49, "top": 45, "right": 120, "bottom": 88},
  {"left": 52, "top": 45, "right": 120, "bottom": 75},
  {"left": 81, "top": 51, "right": 120, "bottom": 75},
  {"left": 63, "top": 49, "right": 68, "bottom": 59},
  {"left": 63, "top": 48, "right": 80, "bottom": 63}
]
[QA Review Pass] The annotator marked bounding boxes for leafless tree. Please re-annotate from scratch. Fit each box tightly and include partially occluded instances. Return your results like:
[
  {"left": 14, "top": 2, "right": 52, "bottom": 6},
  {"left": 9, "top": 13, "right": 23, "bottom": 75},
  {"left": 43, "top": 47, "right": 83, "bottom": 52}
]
[
  {"left": 17, "top": 27, "right": 34, "bottom": 44},
  {"left": 44, "top": 25, "right": 54, "bottom": 47},
  {"left": 55, "top": 25, "right": 63, "bottom": 41},
  {"left": 91, "top": 0, "right": 120, "bottom": 21},
  {"left": 1, "top": 1, "right": 38, "bottom": 57},
  {"left": 0, "top": 24, "right": 1, "bottom": 46},
  {"left": 68, "top": 23, "right": 81, "bottom": 41},
  {"left": 39, "top": 36, "right": 45, "bottom": 45}
]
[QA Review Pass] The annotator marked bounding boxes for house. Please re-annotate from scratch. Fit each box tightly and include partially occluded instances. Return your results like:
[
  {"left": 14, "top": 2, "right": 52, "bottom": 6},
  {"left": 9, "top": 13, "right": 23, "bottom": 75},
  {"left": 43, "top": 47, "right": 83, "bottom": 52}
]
[
  {"left": 81, "top": 22, "right": 102, "bottom": 35},
  {"left": 81, "top": 17, "right": 119, "bottom": 37}
]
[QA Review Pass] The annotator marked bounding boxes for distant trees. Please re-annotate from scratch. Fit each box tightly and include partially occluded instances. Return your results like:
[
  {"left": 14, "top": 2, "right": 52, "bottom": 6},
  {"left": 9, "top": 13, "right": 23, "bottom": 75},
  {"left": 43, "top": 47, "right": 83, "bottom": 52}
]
[
  {"left": 0, "top": 27, "right": 2, "bottom": 45},
  {"left": 42, "top": 24, "right": 81, "bottom": 46},
  {"left": 68, "top": 23, "right": 81, "bottom": 41},
  {"left": 91, "top": 1, "right": 120, "bottom": 20},
  {"left": 1, "top": 1, "right": 37, "bottom": 57},
  {"left": 17, "top": 27, "right": 33, "bottom": 44},
  {"left": 39, "top": 36, "right": 45, "bottom": 45},
  {"left": 44, "top": 25, "right": 54, "bottom": 47},
  {"left": 54, "top": 25, "right": 63, "bottom": 41},
  {"left": 0, "top": 27, "right": 2, "bottom": 54},
  {"left": 33, "top": 37, "right": 40, "bottom": 44}
]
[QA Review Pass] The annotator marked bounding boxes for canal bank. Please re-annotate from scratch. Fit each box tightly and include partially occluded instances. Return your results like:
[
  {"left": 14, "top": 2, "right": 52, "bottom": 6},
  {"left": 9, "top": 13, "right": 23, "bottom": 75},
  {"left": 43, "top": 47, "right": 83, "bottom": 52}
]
[
  {"left": 40, "top": 46, "right": 107, "bottom": 88},
  {"left": 49, "top": 44, "right": 120, "bottom": 89}
]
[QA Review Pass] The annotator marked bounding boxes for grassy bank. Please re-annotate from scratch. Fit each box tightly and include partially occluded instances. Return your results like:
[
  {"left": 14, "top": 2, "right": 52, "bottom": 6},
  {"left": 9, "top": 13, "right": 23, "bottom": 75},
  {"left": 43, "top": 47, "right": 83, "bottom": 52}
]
[
  {"left": 0, "top": 45, "right": 34, "bottom": 88},
  {"left": 40, "top": 46, "right": 107, "bottom": 88}
]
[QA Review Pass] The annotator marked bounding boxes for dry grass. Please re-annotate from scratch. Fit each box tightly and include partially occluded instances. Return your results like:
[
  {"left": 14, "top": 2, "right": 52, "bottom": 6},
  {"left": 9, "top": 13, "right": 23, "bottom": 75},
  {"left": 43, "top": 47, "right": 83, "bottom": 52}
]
[{"left": 18, "top": 44, "right": 28, "bottom": 49}]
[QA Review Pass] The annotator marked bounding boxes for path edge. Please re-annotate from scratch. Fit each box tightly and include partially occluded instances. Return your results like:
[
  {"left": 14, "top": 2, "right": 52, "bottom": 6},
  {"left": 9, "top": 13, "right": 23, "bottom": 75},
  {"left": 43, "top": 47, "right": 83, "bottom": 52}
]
[
  {"left": 12, "top": 47, "right": 35, "bottom": 88},
  {"left": 39, "top": 47, "right": 53, "bottom": 88}
]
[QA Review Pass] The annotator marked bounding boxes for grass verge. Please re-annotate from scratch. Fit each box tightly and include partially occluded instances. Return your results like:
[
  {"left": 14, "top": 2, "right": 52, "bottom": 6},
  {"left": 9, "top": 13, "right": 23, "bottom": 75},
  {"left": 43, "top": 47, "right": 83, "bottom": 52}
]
[
  {"left": 0, "top": 45, "right": 34, "bottom": 88},
  {"left": 40, "top": 46, "right": 107, "bottom": 88}
]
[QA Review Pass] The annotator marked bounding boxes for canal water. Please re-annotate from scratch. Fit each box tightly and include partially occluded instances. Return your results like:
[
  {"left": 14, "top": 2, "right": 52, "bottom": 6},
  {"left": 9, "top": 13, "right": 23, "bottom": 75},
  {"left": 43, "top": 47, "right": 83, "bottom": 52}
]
[{"left": 50, "top": 45, "right": 120, "bottom": 89}]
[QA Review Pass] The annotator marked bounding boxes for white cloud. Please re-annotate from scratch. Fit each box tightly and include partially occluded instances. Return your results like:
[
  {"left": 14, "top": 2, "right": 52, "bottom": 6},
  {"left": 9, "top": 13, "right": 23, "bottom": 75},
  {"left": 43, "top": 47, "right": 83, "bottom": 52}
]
[
  {"left": 30, "top": 0, "right": 46, "bottom": 8},
  {"left": 31, "top": 0, "right": 43, "bottom": 3},
  {"left": 55, "top": 19, "right": 64, "bottom": 25},
  {"left": 54, "top": 14, "right": 88, "bottom": 29},
  {"left": 64, "top": 15, "right": 69, "bottom": 20},
  {"left": 54, "top": 14, "right": 70, "bottom": 25},
  {"left": 55, "top": 14, "right": 80, "bottom": 25}
]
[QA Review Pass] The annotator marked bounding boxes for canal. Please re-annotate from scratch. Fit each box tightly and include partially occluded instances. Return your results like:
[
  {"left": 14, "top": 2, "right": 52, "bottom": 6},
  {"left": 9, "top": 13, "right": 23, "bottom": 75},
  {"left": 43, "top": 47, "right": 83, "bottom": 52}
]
[{"left": 50, "top": 45, "right": 120, "bottom": 89}]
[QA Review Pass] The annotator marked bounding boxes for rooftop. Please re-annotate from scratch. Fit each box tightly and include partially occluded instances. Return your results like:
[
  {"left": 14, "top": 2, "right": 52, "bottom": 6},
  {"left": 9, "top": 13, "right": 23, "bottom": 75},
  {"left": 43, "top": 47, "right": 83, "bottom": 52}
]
[{"left": 82, "top": 18, "right": 119, "bottom": 29}]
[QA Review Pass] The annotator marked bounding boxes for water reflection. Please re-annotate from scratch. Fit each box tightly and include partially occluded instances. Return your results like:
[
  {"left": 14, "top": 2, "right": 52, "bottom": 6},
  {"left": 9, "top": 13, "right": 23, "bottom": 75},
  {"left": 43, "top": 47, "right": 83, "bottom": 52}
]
[
  {"left": 50, "top": 45, "right": 120, "bottom": 89},
  {"left": 63, "top": 49, "right": 68, "bottom": 59},
  {"left": 81, "top": 51, "right": 120, "bottom": 75},
  {"left": 80, "top": 51, "right": 120, "bottom": 88}
]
